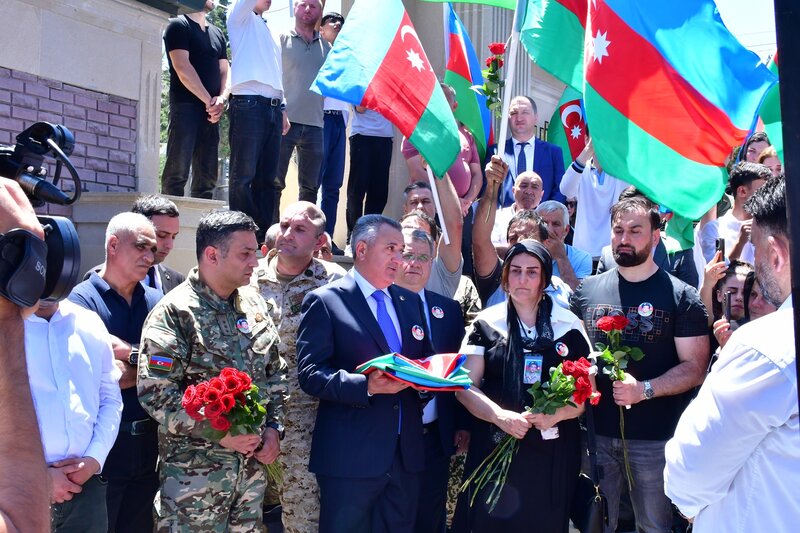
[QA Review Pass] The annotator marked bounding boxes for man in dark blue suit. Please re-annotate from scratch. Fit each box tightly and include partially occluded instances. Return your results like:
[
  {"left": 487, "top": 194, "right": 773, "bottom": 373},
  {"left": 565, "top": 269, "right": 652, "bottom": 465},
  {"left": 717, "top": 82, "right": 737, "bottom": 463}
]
[
  {"left": 297, "top": 215, "right": 433, "bottom": 533},
  {"left": 497, "top": 96, "right": 566, "bottom": 207},
  {"left": 395, "top": 229, "right": 469, "bottom": 533}
]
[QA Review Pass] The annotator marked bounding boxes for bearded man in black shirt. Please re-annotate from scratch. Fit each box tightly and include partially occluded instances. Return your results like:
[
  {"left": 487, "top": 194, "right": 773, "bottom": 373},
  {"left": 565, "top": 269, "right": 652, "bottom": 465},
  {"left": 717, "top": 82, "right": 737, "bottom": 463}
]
[{"left": 570, "top": 197, "right": 709, "bottom": 533}]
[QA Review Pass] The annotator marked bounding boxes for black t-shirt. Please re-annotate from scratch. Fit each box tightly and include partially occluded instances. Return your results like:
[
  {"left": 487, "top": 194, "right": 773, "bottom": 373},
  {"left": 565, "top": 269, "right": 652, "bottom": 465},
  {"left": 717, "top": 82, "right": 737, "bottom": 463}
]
[
  {"left": 570, "top": 268, "right": 708, "bottom": 440},
  {"left": 164, "top": 15, "right": 227, "bottom": 105}
]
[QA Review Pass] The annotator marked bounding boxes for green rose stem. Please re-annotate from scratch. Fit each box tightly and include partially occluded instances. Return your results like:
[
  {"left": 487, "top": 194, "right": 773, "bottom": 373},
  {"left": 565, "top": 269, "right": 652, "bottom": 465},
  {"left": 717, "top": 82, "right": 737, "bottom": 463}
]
[{"left": 595, "top": 322, "right": 645, "bottom": 492}]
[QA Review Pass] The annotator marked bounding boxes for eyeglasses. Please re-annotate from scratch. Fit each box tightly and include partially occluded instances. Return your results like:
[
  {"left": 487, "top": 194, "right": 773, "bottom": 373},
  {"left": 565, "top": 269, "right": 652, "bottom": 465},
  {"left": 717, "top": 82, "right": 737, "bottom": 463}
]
[
  {"left": 402, "top": 253, "right": 432, "bottom": 263},
  {"left": 565, "top": 201, "right": 577, "bottom": 208}
]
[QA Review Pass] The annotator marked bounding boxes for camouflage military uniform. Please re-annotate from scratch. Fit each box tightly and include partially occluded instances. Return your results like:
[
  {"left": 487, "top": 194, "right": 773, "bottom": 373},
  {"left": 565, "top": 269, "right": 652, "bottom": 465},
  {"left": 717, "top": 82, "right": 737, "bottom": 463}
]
[
  {"left": 138, "top": 267, "right": 288, "bottom": 533},
  {"left": 253, "top": 250, "right": 345, "bottom": 533},
  {"left": 454, "top": 274, "right": 482, "bottom": 328}
]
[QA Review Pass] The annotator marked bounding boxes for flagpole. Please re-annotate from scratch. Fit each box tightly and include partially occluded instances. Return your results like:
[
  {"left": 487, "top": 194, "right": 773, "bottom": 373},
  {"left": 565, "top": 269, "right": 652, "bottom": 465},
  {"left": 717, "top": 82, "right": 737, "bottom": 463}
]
[
  {"left": 426, "top": 165, "right": 451, "bottom": 245},
  {"left": 486, "top": 0, "right": 524, "bottom": 217}
]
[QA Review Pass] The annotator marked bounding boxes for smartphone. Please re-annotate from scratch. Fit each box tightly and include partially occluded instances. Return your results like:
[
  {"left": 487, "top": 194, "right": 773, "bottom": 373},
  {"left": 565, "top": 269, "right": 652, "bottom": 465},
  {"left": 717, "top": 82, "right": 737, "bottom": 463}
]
[
  {"left": 722, "top": 291, "right": 732, "bottom": 322},
  {"left": 715, "top": 237, "right": 726, "bottom": 261}
]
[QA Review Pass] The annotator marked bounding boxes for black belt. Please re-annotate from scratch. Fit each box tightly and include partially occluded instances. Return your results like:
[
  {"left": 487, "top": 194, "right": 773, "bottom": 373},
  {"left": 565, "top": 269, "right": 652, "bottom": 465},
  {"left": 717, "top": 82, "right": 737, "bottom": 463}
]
[
  {"left": 230, "top": 94, "right": 282, "bottom": 107},
  {"left": 324, "top": 110, "right": 343, "bottom": 116},
  {"left": 422, "top": 419, "right": 439, "bottom": 435},
  {"left": 119, "top": 418, "right": 157, "bottom": 436}
]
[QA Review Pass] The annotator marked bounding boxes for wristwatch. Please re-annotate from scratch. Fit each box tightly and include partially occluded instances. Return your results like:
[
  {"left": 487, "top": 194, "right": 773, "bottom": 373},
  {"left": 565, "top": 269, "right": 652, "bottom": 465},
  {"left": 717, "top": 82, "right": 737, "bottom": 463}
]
[
  {"left": 128, "top": 345, "right": 139, "bottom": 367},
  {"left": 642, "top": 380, "right": 655, "bottom": 400},
  {"left": 267, "top": 422, "right": 285, "bottom": 441}
]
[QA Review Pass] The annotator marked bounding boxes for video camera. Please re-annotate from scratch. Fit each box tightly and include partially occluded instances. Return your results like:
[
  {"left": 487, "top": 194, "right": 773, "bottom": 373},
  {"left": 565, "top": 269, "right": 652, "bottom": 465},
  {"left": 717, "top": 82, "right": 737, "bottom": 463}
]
[{"left": 0, "top": 122, "right": 82, "bottom": 307}]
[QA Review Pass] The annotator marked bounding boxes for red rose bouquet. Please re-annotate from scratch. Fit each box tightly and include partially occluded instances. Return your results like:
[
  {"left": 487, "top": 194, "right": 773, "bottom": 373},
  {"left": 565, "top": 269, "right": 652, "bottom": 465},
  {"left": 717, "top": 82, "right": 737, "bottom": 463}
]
[
  {"left": 473, "top": 41, "right": 507, "bottom": 118},
  {"left": 592, "top": 315, "right": 645, "bottom": 490},
  {"left": 182, "top": 367, "right": 266, "bottom": 439},
  {"left": 461, "top": 357, "right": 599, "bottom": 511}
]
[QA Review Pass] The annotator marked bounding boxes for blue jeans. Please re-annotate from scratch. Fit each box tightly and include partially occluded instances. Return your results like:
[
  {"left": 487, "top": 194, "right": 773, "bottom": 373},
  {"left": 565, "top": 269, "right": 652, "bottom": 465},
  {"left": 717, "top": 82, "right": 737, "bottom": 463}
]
[
  {"left": 275, "top": 122, "right": 325, "bottom": 217},
  {"left": 228, "top": 96, "right": 283, "bottom": 239},
  {"left": 595, "top": 436, "right": 673, "bottom": 533},
  {"left": 320, "top": 112, "right": 346, "bottom": 237},
  {"left": 161, "top": 101, "right": 219, "bottom": 199}
]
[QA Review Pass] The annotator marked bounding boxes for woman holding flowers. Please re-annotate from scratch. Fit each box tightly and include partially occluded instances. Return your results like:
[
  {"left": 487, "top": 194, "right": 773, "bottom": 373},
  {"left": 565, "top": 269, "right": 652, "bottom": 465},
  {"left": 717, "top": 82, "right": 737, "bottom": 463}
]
[{"left": 453, "top": 240, "right": 593, "bottom": 532}]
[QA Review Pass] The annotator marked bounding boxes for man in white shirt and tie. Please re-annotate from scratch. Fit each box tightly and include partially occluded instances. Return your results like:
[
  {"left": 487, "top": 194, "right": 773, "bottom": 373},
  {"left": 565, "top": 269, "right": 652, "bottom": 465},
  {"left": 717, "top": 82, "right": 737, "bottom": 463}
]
[
  {"left": 499, "top": 96, "right": 566, "bottom": 207},
  {"left": 25, "top": 299, "right": 123, "bottom": 532}
]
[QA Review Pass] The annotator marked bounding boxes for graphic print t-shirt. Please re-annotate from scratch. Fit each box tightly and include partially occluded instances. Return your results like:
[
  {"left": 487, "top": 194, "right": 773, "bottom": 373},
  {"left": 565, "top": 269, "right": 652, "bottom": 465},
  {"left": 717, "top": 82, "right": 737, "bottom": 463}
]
[{"left": 571, "top": 268, "right": 708, "bottom": 440}]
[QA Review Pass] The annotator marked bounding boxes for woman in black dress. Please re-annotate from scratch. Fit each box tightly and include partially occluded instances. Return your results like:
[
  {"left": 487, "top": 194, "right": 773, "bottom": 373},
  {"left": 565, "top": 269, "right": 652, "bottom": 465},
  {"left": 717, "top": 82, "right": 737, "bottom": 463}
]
[{"left": 453, "top": 240, "right": 591, "bottom": 532}]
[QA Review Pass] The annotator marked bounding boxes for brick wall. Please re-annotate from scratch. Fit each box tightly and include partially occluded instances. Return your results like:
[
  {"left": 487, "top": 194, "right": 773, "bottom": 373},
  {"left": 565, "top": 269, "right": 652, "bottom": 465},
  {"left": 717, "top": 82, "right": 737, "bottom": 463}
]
[{"left": 0, "top": 66, "right": 138, "bottom": 215}]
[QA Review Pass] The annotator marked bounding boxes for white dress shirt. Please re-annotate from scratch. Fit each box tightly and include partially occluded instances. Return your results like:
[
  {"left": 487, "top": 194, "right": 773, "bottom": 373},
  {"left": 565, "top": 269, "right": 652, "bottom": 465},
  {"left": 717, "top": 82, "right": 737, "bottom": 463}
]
[
  {"left": 227, "top": 0, "right": 283, "bottom": 97},
  {"left": 25, "top": 300, "right": 123, "bottom": 470},
  {"left": 351, "top": 268, "right": 402, "bottom": 344},
  {"left": 664, "top": 297, "right": 799, "bottom": 532},
  {"left": 502, "top": 137, "right": 536, "bottom": 180}
]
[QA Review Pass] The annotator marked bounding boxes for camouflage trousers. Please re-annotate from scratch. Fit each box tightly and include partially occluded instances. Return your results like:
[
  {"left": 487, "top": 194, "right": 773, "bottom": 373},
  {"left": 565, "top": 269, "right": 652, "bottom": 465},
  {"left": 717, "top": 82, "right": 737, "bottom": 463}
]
[
  {"left": 278, "top": 400, "right": 319, "bottom": 533},
  {"left": 157, "top": 448, "right": 266, "bottom": 532}
]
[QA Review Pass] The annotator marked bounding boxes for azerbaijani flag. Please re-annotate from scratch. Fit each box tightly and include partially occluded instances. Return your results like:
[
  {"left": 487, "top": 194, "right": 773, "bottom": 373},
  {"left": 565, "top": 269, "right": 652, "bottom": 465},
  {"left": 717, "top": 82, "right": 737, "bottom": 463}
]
[
  {"left": 419, "top": 0, "right": 516, "bottom": 9},
  {"left": 311, "top": 0, "right": 460, "bottom": 177},
  {"left": 548, "top": 86, "right": 587, "bottom": 169},
  {"left": 520, "top": 0, "right": 587, "bottom": 92},
  {"left": 584, "top": 0, "right": 777, "bottom": 219},
  {"left": 759, "top": 53, "right": 782, "bottom": 162},
  {"left": 356, "top": 353, "right": 472, "bottom": 391},
  {"left": 443, "top": 3, "right": 493, "bottom": 160}
]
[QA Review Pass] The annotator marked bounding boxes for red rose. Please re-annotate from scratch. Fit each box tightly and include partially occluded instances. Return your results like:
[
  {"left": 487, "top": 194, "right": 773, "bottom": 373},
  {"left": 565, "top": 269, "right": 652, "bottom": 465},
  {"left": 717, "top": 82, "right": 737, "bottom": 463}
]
[
  {"left": 223, "top": 374, "right": 242, "bottom": 393},
  {"left": 235, "top": 392, "right": 246, "bottom": 404},
  {"left": 488, "top": 42, "right": 506, "bottom": 55},
  {"left": 561, "top": 360, "right": 577, "bottom": 376},
  {"left": 210, "top": 415, "right": 231, "bottom": 432},
  {"left": 597, "top": 315, "right": 629, "bottom": 332},
  {"left": 575, "top": 358, "right": 592, "bottom": 372},
  {"left": 236, "top": 371, "right": 253, "bottom": 392},
  {"left": 205, "top": 400, "right": 225, "bottom": 419},
  {"left": 485, "top": 56, "right": 494, "bottom": 68},
  {"left": 220, "top": 367, "right": 239, "bottom": 379},
  {"left": 203, "top": 387, "right": 221, "bottom": 404},
  {"left": 220, "top": 393, "right": 236, "bottom": 413},
  {"left": 590, "top": 391, "right": 602, "bottom": 406},
  {"left": 181, "top": 385, "right": 196, "bottom": 408},
  {"left": 573, "top": 376, "right": 593, "bottom": 404},
  {"left": 194, "top": 383, "right": 209, "bottom": 401},
  {"left": 208, "top": 377, "right": 226, "bottom": 392}
]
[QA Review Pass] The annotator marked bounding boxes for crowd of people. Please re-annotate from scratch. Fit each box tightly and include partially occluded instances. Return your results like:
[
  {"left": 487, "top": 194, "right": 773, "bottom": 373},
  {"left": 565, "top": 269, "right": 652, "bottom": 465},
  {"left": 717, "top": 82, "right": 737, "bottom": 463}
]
[{"left": 0, "top": 1, "right": 797, "bottom": 533}]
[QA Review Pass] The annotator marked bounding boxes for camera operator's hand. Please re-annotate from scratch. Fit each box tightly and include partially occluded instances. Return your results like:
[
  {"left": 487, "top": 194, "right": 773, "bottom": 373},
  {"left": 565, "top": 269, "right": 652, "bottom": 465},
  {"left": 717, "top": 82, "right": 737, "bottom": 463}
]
[{"left": 0, "top": 178, "right": 44, "bottom": 318}]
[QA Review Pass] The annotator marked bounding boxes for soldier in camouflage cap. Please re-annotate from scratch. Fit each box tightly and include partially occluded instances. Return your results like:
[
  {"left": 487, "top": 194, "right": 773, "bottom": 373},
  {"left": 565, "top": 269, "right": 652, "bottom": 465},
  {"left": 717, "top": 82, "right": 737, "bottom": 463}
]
[
  {"left": 252, "top": 201, "right": 345, "bottom": 533},
  {"left": 138, "top": 210, "right": 288, "bottom": 532}
]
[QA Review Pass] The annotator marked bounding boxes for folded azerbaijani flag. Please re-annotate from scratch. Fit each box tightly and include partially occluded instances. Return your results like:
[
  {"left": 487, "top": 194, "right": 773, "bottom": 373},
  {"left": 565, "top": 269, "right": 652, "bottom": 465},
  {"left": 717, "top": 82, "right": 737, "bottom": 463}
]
[{"left": 356, "top": 353, "right": 472, "bottom": 391}]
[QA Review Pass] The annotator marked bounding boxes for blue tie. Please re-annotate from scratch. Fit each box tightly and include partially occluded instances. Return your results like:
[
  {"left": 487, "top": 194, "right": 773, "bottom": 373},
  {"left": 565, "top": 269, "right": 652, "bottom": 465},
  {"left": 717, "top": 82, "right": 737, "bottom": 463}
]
[
  {"left": 516, "top": 141, "right": 529, "bottom": 177},
  {"left": 372, "top": 290, "right": 401, "bottom": 354}
]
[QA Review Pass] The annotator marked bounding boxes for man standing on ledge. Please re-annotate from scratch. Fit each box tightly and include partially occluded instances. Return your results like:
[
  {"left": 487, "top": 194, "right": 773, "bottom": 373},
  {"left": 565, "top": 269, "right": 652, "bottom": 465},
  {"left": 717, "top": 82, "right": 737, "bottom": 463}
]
[
  {"left": 138, "top": 210, "right": 287, "bottom": 531},
  {"left": 227, "top": 0, "right": 290, "bottom": 242},
  {"left": 297, "top": 214, "right": 433, "bottom": 532},
  {"left": 161, "top": 0, "right": 228, "bottom": 198}
]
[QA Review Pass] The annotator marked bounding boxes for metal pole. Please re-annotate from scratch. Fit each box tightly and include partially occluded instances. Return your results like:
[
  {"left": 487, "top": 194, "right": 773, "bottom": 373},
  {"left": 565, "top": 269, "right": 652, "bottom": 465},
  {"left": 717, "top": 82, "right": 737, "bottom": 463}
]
[{"left": 772, "top": 0, "right": 800, "bottom": 418}]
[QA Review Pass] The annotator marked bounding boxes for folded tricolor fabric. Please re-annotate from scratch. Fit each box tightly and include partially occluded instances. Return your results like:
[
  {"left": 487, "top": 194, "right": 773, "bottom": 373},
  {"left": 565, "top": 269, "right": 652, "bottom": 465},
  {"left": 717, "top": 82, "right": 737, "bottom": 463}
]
[{"left": 355, "top": 353, "right": 472, "bottom": 391}]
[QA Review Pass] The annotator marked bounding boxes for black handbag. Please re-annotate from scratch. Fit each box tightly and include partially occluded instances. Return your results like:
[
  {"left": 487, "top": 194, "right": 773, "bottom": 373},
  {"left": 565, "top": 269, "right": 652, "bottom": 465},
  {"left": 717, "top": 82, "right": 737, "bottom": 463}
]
[{"left": 570, "top": 402, "right": 608, "bottom": 533}]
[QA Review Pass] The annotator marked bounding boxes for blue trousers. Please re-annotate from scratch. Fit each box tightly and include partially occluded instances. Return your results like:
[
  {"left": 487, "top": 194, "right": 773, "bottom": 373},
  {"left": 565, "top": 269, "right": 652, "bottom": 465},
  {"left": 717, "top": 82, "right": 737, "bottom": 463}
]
[{"left": 320, "top": 113, "right": 347, "bottom": 237}]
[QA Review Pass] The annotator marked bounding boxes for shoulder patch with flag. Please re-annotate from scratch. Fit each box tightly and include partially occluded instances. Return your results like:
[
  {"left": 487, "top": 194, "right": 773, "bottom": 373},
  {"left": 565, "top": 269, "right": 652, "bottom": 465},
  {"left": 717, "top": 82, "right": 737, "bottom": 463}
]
[
  {"left": 149, "top": 355, "right": 174, "bottom": 373},
  {"left": 311, "top": 0, "right": 460, "bottom": 177}
]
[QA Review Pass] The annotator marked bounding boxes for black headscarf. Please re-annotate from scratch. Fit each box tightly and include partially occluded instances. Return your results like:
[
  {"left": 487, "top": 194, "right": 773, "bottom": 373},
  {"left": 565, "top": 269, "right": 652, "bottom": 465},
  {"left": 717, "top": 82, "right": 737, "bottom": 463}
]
[{"left": 501, "top": 240, "right": 555, "bottom": 411}]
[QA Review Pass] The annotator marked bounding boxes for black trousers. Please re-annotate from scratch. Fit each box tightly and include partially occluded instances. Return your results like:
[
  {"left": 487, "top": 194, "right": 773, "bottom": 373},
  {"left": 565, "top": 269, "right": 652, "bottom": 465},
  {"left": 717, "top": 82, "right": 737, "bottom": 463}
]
[
  {"left": 414, "top": 424, "right": 451, "bottom": 533},
  {"left": 161, "top": 101, "right": 219, "bottom": 199},
  {"left": 104, "top": 429, "right": 159, "bottom": 533},
  {"left": 345, "top": 134, "right": 393, "bottom": 237}
]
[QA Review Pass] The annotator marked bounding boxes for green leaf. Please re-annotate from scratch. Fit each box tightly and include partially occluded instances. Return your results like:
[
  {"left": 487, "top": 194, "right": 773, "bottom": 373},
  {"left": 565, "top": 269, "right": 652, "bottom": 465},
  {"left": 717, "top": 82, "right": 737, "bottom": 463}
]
[
  {"left": 613, "top": 351, "right": 627, "bottom": 361},
  {"left": 629, "top": 347, "right": 645, "bottom": 361},
  {"left": 595, "top": 342, "right": 607, "bottom": 352},
  {"left": 618, "top": 359, "right": 628, "bottom": 370}
]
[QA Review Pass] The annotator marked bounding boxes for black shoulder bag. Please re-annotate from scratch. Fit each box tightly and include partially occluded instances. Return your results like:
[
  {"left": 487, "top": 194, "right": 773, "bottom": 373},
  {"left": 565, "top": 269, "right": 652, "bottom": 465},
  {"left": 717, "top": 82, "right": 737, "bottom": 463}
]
[{"left": 570, "top": 402, "right": 608, "bottom": 533}]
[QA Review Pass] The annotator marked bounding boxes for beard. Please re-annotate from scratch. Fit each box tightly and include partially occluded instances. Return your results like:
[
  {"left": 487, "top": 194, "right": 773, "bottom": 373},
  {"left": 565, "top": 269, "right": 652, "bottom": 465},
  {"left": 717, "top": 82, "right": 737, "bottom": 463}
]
[
  {"left": 613, "top": 245, "right": 651, "bottom": 267},
  {"left": 755, "top": 259, "right": 785, "bottom": 309}
]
